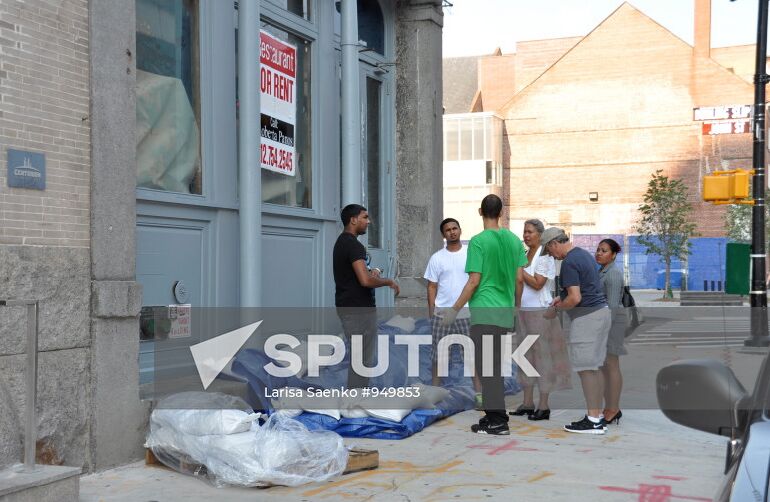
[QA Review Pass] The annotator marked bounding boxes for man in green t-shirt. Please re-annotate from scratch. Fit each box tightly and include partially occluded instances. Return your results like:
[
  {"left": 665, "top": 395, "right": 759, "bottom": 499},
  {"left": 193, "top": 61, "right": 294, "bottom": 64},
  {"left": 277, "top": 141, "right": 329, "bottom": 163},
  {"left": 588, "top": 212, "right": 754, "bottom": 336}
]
[{"left": 438, "top": 194, "right": 527, "bottom": 435}]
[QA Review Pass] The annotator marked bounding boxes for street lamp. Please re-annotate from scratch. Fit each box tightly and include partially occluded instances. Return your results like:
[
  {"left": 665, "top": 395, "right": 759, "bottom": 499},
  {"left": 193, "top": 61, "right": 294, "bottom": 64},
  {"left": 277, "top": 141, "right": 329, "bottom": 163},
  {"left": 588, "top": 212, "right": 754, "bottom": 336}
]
[{"left": 745, "top": 0, "right": 770, "bottom": 347}]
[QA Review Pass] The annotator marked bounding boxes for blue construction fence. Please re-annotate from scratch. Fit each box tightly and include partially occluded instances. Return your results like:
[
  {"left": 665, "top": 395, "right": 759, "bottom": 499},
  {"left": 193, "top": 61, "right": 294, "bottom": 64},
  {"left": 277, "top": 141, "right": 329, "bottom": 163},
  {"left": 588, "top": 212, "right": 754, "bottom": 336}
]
[{"left": 573, "top": 235, "right": 728, "bottom": 291}]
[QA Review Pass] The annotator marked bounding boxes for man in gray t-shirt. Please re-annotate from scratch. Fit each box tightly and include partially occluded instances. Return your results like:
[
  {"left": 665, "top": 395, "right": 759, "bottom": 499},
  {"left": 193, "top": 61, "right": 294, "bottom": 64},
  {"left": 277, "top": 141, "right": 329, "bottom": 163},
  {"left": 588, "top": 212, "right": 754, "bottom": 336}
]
[{"left": 542, "top": 228, "right": 611, "bottom": 435}]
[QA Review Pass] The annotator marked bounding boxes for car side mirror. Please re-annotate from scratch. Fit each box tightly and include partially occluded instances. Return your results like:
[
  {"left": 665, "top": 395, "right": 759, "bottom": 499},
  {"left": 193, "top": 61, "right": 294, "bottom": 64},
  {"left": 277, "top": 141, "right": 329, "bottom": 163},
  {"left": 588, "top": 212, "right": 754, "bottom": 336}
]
[{"left": 656, "top": 359, "right": 748, "bottom": 437}]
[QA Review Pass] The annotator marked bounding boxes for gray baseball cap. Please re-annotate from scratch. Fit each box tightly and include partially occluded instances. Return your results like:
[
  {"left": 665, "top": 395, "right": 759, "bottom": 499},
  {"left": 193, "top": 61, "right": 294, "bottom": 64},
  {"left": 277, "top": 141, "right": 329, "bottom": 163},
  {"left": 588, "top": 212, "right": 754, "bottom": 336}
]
[{"left": 540, "top": 227, "right": 567, "bottom": 255}]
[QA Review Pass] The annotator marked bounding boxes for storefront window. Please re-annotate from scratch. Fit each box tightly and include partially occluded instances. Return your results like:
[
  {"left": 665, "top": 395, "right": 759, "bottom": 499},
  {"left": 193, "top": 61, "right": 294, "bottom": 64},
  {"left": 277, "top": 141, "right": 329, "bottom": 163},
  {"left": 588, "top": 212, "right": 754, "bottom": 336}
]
[
  {"left": 136, "top": 0, "right": 202, "bottom": 194},
  {"left": 259, "top": 24, "right": 312, "bottom": 208},
  {"left": 333, "top": 0, "right": 384, "bottom": 54},
  {"left": 357, "top": 0, "right": 384, "bottom": 55},
  {"left": 266, "top": 0, "right": 312, "bottom": 21},
  {"left": 366, "top": 77, "right": 381, "bottom": 248},
  {"left": 459, "top": 119, "right": 472, "bottom": 161},
  {"left": 444, "top": 118, "right": 458, "bottom": 161}
]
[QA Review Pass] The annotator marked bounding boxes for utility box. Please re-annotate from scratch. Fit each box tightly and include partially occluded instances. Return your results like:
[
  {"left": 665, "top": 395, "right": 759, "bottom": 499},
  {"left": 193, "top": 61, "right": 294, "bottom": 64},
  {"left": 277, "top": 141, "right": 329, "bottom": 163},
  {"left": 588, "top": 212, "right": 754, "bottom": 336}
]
[{"left": 725, "top": 242, "right": 750, "bottom": 295}]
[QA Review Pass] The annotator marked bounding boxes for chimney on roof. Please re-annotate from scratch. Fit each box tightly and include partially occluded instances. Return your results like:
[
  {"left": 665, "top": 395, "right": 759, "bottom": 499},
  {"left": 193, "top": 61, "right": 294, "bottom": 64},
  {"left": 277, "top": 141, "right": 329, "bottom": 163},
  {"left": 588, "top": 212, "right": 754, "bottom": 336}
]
[{"left": 694, "top": 0, "right": 711, "bottom": 58}]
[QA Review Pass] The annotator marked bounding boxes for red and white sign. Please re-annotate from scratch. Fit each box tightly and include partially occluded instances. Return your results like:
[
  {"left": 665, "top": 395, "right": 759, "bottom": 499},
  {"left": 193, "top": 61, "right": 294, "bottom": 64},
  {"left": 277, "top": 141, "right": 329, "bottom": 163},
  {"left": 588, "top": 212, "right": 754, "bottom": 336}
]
[
  {"left": 168, "top": 304, "right": 191, "bottom": 339},
  {"left": 693, "top": 105, "right": 751, "bottom": 121},
  {"left": 260, "top": 31, "right": 296, "bottom": 176},
  {"left": 701, "top": 120, "right": 751, "bottom": 136},
  {"left": 694, "top": 105, "right": 752, "bottom": 136}
]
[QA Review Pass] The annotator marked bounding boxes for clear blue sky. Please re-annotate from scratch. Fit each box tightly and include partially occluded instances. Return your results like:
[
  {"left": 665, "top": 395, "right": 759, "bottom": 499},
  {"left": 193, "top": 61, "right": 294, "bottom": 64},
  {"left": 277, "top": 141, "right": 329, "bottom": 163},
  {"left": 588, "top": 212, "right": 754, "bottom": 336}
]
[{"left": 443, "top": 0, "right": 762, "bottom": 57}]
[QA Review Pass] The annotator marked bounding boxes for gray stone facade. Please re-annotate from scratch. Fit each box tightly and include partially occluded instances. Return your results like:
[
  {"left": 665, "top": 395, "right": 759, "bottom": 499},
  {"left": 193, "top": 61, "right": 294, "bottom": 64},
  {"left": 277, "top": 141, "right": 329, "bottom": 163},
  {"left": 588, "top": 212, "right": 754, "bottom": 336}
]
[
  {"left": 88, "top": 0, "right": 149, "bottom": 471},
  {"left": 0, "top": 247, "right": 90, "bottom": 470},
  {"left": 0, "top": 0, "right": 147, "bottom": 473},
  {"left": 395, "top": 0, "right": 445, "bottom": 308}
]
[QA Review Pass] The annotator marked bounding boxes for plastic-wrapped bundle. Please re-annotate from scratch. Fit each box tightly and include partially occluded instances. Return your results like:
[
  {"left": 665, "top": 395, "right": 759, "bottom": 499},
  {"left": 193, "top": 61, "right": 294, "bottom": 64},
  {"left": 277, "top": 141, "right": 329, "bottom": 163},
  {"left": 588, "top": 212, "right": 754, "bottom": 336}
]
[
  {"left": 252, "top": 412, "right": 348, "bottom": 486},
  {"left": 145, "top": 392, "right": 348, "bottom": 487}
]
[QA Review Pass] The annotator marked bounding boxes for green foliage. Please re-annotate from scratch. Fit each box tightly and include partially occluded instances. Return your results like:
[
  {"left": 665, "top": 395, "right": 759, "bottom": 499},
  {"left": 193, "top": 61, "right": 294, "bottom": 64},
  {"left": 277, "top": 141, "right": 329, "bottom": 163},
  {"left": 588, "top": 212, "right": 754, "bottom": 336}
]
[
  {"left": 725, "top": 192, "right": 770, "bottom": 250},
  {"left": 725, "top": 204, "right": 752, "bottom": 243},
  {"left": 635, "top": 170, "right": 699, "bottom": 298}
]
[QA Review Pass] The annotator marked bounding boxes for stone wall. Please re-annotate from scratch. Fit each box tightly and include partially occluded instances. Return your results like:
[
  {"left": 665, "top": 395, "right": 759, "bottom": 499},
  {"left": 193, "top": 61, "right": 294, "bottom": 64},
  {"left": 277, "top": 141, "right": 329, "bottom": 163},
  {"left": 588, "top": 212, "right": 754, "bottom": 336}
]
[
  {"left": 0, "top": 0, "right": 146, "bottom": 473},
  {"left": 0, "top": 0, "right": 92, "bottom": 471},
  {"left": 395, "top": 0, "right": 444, "bottom": 307},
  {"left": 0, "top": 247, "right": 90, "bottom": 470}
]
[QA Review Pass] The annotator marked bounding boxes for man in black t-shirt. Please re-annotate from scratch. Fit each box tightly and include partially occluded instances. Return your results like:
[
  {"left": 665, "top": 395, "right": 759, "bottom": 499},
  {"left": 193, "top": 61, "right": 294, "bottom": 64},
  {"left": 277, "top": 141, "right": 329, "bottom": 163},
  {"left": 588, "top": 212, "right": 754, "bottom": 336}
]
[{"left": 333, "top": 204, "right": 399, "bottom": 388}]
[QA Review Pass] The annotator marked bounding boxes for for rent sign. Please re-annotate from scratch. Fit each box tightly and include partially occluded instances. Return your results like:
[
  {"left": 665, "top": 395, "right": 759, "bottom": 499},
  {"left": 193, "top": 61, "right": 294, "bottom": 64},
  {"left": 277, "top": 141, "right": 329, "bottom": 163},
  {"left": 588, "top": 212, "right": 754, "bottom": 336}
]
[{"left": 260, "top": 31, "right": 296, "bottom": 176}]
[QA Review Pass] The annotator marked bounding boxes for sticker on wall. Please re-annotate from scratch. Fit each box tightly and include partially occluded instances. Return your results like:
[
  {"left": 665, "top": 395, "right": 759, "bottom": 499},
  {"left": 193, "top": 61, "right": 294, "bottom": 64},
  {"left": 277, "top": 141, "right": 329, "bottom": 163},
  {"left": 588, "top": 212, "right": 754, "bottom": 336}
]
[
  {"left": 7, "top": 149, "right": 46, "bottom": 190},
  {"left": 260, "top": 30, "right": 296, "bottom": 176}
]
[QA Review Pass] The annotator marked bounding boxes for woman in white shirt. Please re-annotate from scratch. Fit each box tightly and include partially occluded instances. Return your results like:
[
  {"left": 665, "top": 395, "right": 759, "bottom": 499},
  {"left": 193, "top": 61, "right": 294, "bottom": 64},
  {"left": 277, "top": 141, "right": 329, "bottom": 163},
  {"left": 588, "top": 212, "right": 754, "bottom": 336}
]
[{"left": 510, "top": 219, "right": 572, "bottom": 421}]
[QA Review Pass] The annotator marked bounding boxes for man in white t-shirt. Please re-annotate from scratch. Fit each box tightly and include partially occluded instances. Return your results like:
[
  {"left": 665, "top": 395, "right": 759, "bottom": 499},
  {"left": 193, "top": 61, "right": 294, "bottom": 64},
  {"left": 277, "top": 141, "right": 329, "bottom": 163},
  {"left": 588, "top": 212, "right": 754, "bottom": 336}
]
[{"left": 424, "top": 218, "right": 481, "bottom": 400}]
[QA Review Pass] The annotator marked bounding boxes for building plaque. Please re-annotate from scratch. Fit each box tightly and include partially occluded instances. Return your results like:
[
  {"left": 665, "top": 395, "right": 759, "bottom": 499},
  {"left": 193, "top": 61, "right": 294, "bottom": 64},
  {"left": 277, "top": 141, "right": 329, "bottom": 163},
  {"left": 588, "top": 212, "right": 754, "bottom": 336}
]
[{"left": 7, "top": 149, "right": 46, "bottom": 190}]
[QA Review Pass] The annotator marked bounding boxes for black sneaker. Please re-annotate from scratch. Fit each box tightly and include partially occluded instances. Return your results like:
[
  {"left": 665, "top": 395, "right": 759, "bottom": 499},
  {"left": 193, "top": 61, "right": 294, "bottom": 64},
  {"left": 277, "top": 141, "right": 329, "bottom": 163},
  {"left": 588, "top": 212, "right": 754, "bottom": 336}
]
[
  {"left": 564, "top": 415, "right": 606, "bottom": 435},
  {"left": 471, "top": 417, "right": 510, "bottom": 435}
]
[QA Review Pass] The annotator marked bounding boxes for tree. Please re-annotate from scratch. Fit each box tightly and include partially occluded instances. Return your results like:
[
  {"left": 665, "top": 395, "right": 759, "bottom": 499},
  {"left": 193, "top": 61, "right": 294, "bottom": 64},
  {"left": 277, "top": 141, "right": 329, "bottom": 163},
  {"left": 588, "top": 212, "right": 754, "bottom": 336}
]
[
  {"left": 725, "top": 192, "right": 770, "bottom": 250},
  {"left": 725, "top": 203, "right": 752, "bottom": 243},
  {"left": 635, "top": 170, "right": 698, "bottom": 299}
]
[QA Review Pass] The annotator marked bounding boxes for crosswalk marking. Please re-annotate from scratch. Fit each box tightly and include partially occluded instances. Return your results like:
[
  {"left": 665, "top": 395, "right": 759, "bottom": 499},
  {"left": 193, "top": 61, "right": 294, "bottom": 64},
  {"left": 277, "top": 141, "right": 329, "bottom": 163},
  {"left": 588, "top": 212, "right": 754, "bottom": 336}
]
[
  {"left": 634, "top": 336, "right": 745, "bottom": 341},
  {"left": 629, "top": 316, "right": 751, "bottom": 348}
]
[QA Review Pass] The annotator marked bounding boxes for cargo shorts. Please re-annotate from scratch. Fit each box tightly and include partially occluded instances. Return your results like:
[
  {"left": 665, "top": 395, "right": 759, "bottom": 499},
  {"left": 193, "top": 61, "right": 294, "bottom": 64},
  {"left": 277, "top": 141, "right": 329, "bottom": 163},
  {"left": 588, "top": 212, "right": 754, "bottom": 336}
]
[{"left": 566, "top": 307, "right": 611, "bottom": 372}]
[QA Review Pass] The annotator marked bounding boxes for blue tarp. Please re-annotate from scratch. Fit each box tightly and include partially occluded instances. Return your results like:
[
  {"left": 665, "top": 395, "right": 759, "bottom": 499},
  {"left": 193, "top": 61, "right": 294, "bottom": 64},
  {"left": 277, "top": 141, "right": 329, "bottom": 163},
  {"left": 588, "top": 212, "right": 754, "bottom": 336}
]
[
  {"left": 231, "top": 318, "right": 522, "bottom": 439},
  {"left": 626, "top": 235, "right": 684, "bottom": 290},
  {"left": 687, "top": 238, "right": 727, "bottom": 291},
  {"left": 294, "top": 386, "right": 477, "bottom": 440}
]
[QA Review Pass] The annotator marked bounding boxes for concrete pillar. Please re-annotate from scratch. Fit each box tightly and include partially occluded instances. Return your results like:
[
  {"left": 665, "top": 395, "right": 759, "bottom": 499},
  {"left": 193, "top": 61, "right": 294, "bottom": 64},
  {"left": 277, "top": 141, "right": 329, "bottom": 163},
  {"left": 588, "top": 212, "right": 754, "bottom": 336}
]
[
  {"left": 89, "top": 0, "right": 149, "bottom": 470},
  {"left": 394, "top": 0, "right": 444, "bottom": 308}
]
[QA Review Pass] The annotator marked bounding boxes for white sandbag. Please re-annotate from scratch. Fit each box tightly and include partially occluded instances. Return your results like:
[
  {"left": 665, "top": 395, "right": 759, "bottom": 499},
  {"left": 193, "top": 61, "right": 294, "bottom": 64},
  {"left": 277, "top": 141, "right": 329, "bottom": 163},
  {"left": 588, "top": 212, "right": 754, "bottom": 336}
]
[
  {"left": 151, "top": 391, "right": 260, "bottom": 435},
  {"left": 271, "top": 383, "right": 450, "bottom": 423}
]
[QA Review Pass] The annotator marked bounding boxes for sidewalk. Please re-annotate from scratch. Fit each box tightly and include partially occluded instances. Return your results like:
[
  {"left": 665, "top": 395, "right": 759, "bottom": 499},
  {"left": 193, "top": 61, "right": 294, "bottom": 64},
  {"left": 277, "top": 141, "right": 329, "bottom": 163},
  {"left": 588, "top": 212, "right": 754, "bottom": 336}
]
[
  {"left": 632, "top": 289, "right": 681, "bottom": 307},
  {"left": 80, "top": 408, "right": 724, "bottom": 501}
]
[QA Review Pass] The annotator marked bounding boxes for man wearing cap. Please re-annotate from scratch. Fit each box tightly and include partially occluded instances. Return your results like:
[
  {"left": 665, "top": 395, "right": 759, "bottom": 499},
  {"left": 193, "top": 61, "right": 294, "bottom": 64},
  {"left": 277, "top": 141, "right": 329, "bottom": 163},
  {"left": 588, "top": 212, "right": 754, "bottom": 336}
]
[
  {"left": 439, "top": 194, "right": 527, "bottom": 435},
  {"left": 541, "top": 228, "right": 611, "bottom": 435}
]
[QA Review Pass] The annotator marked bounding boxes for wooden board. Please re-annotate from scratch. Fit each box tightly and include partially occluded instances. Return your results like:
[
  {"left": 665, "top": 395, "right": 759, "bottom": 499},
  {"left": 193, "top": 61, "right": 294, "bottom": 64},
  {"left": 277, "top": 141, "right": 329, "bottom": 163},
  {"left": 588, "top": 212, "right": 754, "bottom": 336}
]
[{"left": 343, "top": 448, "right": 379, "bottom": 474}]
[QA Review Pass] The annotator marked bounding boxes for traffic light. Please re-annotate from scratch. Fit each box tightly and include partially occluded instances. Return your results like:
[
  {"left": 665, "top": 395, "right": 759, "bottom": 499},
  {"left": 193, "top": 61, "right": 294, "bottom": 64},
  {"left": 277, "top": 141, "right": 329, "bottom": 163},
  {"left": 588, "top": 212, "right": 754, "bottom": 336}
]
[{"left": 703, "top": 169, "right": 753, "bottom": 204}]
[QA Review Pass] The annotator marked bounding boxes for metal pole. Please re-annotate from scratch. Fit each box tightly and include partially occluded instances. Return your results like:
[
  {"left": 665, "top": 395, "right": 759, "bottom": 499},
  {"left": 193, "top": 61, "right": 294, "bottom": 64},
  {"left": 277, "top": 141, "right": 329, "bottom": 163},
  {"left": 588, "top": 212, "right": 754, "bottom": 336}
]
[
  {"left": 341, "top": 0, "right": 362, "bottom": 206},
  {"left": 24, "top": 302, "right": 38, "bottom": 470},
  {"left": 238, "top": 0, "right": 261, "bottom": 307},
  {"left": 1, "top": 299, "right": 39, "bottom": 471},
  {"left": 748, "top": 0, "right": 770, "bottom": 347}
]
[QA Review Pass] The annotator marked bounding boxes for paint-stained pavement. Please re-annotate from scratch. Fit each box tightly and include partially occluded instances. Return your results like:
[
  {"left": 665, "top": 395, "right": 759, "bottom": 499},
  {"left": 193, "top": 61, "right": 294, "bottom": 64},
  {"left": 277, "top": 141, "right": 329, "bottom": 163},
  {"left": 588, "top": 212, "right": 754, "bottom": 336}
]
[{"left": 80, "top": 409, "right": 725, "bottom": 501}]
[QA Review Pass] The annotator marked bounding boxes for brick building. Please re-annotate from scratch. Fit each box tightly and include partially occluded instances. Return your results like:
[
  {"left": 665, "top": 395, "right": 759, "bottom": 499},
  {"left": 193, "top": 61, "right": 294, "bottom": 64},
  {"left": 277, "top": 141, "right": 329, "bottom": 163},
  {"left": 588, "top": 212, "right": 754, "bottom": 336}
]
[{"left": 443, "top": 0, "right": 756, "bottom": 239}]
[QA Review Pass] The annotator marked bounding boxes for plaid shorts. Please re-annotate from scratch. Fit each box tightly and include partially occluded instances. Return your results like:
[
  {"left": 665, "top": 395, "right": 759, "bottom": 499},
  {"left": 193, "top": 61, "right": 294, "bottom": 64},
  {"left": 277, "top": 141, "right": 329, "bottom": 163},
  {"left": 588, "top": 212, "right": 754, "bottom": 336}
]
[{"left": 430, "top": 314, "right": 471, "bottom": 361}]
